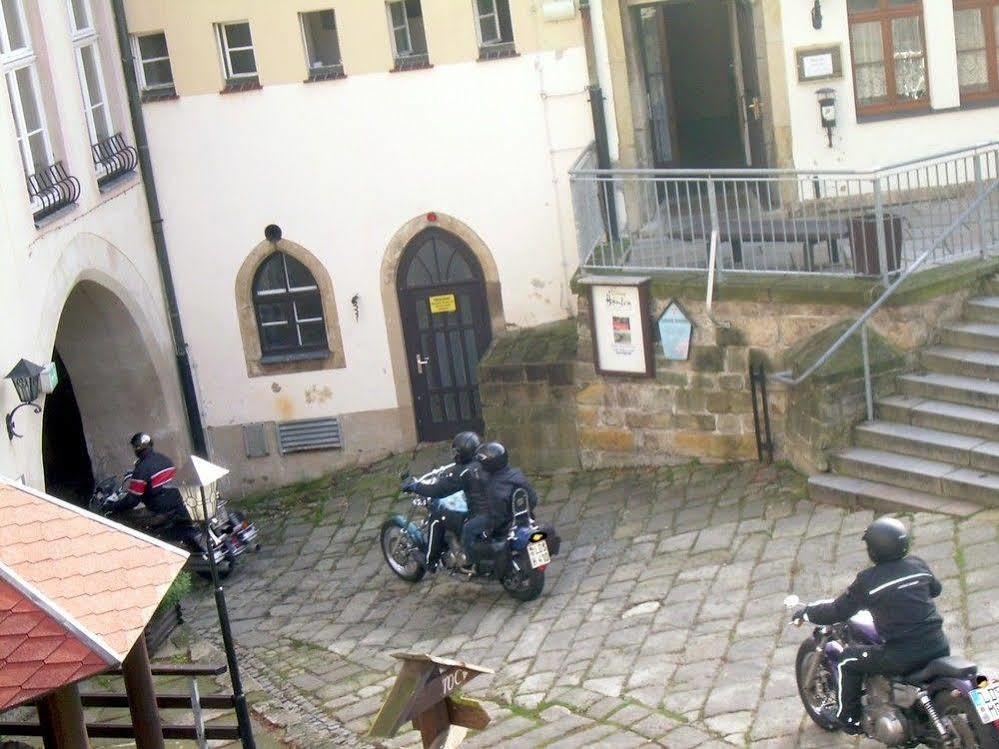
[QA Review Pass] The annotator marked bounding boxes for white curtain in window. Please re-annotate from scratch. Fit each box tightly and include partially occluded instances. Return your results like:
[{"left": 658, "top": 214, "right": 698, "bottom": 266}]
[
  {"left": 851, "top": 21, "right": 887, "bottom": 104},
  {"left": 955, "top": 8, "right": 988, "bottom": 91},
  {"left": 891, "top": 16, "right": 926, "bottom": 101}
]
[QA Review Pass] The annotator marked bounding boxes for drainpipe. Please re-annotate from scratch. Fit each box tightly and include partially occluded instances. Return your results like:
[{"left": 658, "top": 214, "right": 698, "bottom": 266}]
[
  {"left": 109, "top": 0, "right": 208, "bottom": 458},
  {"left": 582, "top": 0, "right": 620, "bottom": 161}
]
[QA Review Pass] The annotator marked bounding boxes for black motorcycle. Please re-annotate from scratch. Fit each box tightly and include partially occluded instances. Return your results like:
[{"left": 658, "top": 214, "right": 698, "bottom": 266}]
[
  {"left": 90, "top": 473, "right": 260, "bottom": 580},
  {"left": 379, "top": 465, "right": 560, "bottom": 602},
  {"left": 786, "top": 594, "right": 999, "bottom": 748}
]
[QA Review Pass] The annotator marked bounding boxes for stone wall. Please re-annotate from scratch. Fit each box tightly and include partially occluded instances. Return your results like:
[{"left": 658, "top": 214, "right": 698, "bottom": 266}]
[{"left": 478, "top": 319, "right": 580, "bottom": 472}]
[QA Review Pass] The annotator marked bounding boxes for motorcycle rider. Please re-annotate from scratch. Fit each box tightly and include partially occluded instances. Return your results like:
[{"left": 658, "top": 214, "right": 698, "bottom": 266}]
[
  {"left": 402, "top": 432, "right": 482, "bottom": 570},
  {"left": 791, "top": 517, "right": 948, "bottom": 735},
  {"left": 461, "top": 441, "right": 538, "bottom": 570},
  {"left": 108, "top": 433, "right": 202, "bottom": 551}
]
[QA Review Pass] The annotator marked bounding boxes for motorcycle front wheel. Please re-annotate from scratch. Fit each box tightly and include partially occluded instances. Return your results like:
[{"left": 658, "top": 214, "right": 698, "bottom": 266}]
[
  {"left": 380, "top": 518, "right": 426, "bottom": 583},
  {"left": 796, "top": 637, "right": 839, "bottom": 731},
  {"left": 502, "top": 568, "right": 545, "bottom": 602},
  {"left": 933, "top": 691, "right": 999, "bottom": 748}
]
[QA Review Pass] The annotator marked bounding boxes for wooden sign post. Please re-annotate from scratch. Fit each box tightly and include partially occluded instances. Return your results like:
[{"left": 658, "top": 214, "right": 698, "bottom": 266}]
[{"left": 369, "top": 653, "right": 494, "bottom": 749}]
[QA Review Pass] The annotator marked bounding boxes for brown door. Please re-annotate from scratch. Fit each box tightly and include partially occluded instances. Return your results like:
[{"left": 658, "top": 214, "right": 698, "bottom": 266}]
[
  {"left": 733, "top": 0, "right": 767, "bottom": 168},
  {"left": 398, "top": 229, "right": 492, "bottom": 443}
]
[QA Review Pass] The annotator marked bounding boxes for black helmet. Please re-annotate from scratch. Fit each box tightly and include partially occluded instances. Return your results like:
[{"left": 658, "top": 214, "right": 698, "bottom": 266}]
[
  {"left": 452, "top": 431, "right": 482, "bottom": 464},
  {"left": 863, "top": 517, "right": 910, "bottom": 563},
  {"left": 475, "top": 442, "right": 508, "bottom": 473},
  {"left": 130, "top": 432, "right": 153, "bottom": 456}
]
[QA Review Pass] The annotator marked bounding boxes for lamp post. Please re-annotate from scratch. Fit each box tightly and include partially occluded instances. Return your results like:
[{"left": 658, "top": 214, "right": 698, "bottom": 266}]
[{"left": 5, "top": 359, "right": 43, "bottom": 440}]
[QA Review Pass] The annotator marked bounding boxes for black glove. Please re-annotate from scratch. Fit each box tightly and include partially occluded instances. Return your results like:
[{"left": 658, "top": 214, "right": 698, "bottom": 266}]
[
  {"left": 791, "top": 606, "right": 808, "bottom": 625},
  {"left": 401, "top": 477, "right": 418, "bottom": 492}
]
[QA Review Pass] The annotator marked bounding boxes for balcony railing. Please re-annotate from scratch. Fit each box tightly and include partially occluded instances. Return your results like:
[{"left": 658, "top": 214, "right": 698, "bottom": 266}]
[
  {"left": 27, "top": 161, "right": 80, "bottom": 223},
  {"left": 570, "top": 142, "right": 999, "bottom": 282},
  {"left": 92, "top": 133, "right": 138, "bottom": 187}
]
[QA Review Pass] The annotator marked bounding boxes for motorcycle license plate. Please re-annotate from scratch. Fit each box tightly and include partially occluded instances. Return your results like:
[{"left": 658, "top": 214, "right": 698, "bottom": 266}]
[
  {"left": 970, "top": 682, "right": 999, "bottom": 724},
  {"left": 527, "top": 540, "right": 550, "bottom": 569}
]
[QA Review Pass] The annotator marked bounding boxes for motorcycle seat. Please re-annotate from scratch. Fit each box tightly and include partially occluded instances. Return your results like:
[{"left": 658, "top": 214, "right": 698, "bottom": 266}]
[{"left": 904, "top": 656, "right": 976, "bottom": 683}]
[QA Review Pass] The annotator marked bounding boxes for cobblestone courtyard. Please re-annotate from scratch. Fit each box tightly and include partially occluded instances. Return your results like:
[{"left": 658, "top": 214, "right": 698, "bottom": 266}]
[{"left": 186, "top": 453, "right": 999, "bottom": 748}]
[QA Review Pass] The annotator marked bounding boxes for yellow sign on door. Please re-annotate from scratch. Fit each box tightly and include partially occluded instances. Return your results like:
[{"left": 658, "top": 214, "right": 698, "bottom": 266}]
[{"left": 429, "top": 294, "right": 457, "bottom": 314}]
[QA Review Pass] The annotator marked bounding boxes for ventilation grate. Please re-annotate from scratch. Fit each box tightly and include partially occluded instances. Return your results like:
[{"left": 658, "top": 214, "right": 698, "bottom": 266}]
[{"left": 277, "top": 417, "right": 343, "bottom": 454}]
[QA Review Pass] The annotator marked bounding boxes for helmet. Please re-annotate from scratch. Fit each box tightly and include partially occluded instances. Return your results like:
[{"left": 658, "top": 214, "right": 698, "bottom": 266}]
[
  {"left": 475, "top": 442, "right": 508, "bottom": 473},
  {"left": 451, "top": 431, "right": 482, "bottom": 464},
  {"left": 863, "top": 517, "right": 910, "bottom": 563},
  {"left": 130, "top": 432, "right": 153, "bottom": 456}
]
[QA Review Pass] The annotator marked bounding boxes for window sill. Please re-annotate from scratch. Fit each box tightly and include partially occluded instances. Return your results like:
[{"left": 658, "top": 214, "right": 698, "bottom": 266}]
[
  {"left": 392, "top": 56, "right": 432, "bottom": 73},
  {"left": 478, "top": 44, "right": 518, "bottom": 62},
  {"left": 141, "top": 88, "right": 178, "bottom": 103},
  {"left": 260, "top": 349, "right": 331, "bottom": 365},
  {"left": 221, "top": 77, "right": 262, "bottom": 95},
  {"left": 958, "top": 95, "right": 999, "bottom": 111},
  {"left": 305, "top": 66, "right": 346, "bottom": 83},
  {"left": 97, "top": 169, "right": 139, "bottom": 193},
  {"left": 855, "top": 105, "right": 932, "bottom": 124}
]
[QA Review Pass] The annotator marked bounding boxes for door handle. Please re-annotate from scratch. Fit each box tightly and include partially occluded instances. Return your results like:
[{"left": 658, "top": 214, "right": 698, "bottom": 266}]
[
  {"left": 748, "top": 96, "right": 764, "bottom": 121},
  {"left": 416, "top": 354, "right": 430, "bottom": 374}
]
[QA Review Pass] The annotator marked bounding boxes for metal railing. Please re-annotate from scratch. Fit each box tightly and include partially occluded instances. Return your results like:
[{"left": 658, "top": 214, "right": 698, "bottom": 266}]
[
  {"left": 92, "top": 132, "right": 138, "bottom": 186},
  {"left": 773, "top": 179, "right": 999, "bottom": 419},
  {"left": 27, "top": 161, "right": 81, "bottom": 222},
  {"left": 570, "top": 141, "right": 999, "bottom": 283}
]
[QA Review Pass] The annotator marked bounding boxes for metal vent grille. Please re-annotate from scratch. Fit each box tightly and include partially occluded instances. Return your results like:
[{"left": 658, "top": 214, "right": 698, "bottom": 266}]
[
  {"left": 277, "top": 417, "right": 342, "bottom": 454},
  {"left": 242, "top": 423, "right": 269, "bottom": 458}
]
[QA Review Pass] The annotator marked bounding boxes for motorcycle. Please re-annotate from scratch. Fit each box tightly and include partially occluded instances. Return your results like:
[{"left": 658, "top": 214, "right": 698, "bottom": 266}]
[
  {"left": 379, "top": 464, "right": 561, "bottom": 602},
  {"left": 786, "top": 593, "right": 999, "bottom": 748},
  {"left": 90, "top": 473, "right": 261, "bottom": 580}
]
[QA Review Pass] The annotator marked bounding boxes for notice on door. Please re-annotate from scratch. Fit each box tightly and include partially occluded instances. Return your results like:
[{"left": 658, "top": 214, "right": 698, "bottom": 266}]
[{"left": 428, "top": 294, "right": 457, "bottom": 314}]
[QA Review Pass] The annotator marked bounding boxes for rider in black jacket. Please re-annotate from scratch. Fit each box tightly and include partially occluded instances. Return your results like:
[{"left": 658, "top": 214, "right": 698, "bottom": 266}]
[{"left": 792, "top": 517, "right": 948, "bottom": 734}]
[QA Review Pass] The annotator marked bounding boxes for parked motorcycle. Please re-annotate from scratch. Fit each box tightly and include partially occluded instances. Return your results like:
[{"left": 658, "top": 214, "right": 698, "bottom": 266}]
[
  {"left": 379, "top": 465, "right": 561, "bottom": 602},
  {"left": 786, "top": 593, "right": 999, "bottom": 748},
  {"left": 89, "top": 473, "right": 260, "bottom": 580}
]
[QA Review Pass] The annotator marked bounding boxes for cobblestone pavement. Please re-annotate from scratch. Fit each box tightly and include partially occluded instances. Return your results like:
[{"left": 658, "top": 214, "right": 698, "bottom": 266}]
[{"left": 185, "top": 452, "right": 999, "bottom": 748}]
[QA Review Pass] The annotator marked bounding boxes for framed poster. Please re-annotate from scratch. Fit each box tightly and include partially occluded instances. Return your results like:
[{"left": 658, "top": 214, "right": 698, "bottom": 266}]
[
  {"left": 580, "top": 276, "right": 654, "bottom": 378},
  {"left": 795, "top": 45, "right": 842, "bottom": 82}
]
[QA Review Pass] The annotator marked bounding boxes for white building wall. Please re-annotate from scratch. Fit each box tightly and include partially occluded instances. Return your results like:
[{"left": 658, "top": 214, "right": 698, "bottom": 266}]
[
  {"left": 142, "top": 48, "right": 592, "bottom": 430},
  {"left": 779, "top": 0, "right": 998, "bottom": 170}
]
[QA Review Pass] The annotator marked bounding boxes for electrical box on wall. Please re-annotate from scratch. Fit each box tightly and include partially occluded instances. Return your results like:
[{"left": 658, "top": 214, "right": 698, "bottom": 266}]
[
  {"left": 542, "top": 0, "right": 576, "bottom": 22},
  {"left": 38, "top": 362, "right": 58, "bottom": 394}
]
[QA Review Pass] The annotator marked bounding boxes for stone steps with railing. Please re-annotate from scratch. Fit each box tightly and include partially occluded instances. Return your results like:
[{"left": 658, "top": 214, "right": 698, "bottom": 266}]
[{"left": 809, "top": 290, "right": 999, "bottom": 515}]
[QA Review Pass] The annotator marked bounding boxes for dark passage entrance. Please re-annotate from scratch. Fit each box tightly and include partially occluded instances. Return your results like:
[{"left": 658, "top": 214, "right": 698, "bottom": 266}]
[{"left": 42, "top": 352, "right": 94, "bottom": 505}]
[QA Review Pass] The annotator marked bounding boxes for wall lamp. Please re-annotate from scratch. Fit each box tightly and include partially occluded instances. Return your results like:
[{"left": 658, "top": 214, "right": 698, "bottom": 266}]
[
  {"left": 812, "top": 0, "right": 823, "bottom": 29},
  {"left": 5, "top": 359, "right": 43, "bottom": 440}
]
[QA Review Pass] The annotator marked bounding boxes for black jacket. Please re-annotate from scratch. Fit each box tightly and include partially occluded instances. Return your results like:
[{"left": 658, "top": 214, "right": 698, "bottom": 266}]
[
  {"left": 804, "top": 555, "right": 945, "bottom": 644},
  {"left": 410, "top": 461, "right": 491, "bottom": 515},
  {"left": 482, "top": 466, "right": 538, "bottom": 526},
  {"left": 117, "top": 450, "right": 186, "bottom": 516}
]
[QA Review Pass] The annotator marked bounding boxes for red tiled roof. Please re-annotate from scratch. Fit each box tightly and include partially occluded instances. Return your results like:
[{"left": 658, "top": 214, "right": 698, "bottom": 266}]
[{"left": 0, "top": 478, "right": 189, "bottom": 709}]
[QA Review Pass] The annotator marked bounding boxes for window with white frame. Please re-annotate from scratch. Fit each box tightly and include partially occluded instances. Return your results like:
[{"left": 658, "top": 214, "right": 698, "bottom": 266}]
[
  {"left": 2, "top": 0, "right": 54, "bottom": 177},
  {"left": 301, "top": 9, "right": 343, "bottom": 79},
  {"left": 215, "top": 21, "right": 257, "bottom": 82},
  {"left": 474, "top": 0, "right": 515, "bottom": 55},
  {"left": 132, "top": 32, "right": 175, "bottom": 96},
  {"left": 67, "top": 0, "right": 114, "bottom": 146},
  {"left": 386, "top": 0, "right": 428, "bottom": 67}
]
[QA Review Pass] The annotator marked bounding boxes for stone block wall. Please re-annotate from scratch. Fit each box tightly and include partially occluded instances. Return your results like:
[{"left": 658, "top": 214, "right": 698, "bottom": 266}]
[{"left": 478, "top": 319, "right": 580, "bottom": 472}]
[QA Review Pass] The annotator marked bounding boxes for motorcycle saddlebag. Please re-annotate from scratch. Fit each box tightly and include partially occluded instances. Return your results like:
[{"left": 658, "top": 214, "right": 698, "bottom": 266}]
[{"left": 542, "top": 524, "right": 561, "bottom": 556}]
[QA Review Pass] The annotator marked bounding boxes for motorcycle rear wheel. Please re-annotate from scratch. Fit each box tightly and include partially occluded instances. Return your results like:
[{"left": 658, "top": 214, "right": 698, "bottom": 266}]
[
  {"left": 796, "top": 637, "right": 839, "bottom": 731},
  {"left": 502, "top": 568, "right": 545, "bottom": 602},
  {"left": 933, "top": 691, "right": 999, "bottom": 748},
  {"left": 380, "top": 518, "right": 426, "bottom": 583},
  {"left": 194, "top": 559, "right": 232, "bottom": 581}
]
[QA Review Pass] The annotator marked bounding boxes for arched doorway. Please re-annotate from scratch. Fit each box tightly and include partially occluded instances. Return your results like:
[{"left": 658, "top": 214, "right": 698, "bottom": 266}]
[
  {"left": 397, "top": 229, "right": 492, "bottom": 442},
  {"left": 42, "top": 281, "right": 174, "bottom": 502}
]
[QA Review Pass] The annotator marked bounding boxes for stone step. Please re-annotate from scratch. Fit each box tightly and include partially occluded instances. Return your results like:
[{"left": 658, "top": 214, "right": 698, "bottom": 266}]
[
  {"left": 831, "top": 447, "right": 999, "bottom": 506},
  {"left": 808, "top": 474, "right": 982, "bottom": 517},
  {"left": 964, "top": 296, "right": 999, "bottom": 324},
  {"left": 855, "top": 420, "right": 999, "bottom": 473},
  {"left": 878, "top": 395, "right": 999, "bottom": 441},
  {"left": 922, "top": 346, "right": 999, "bottom": 380},
  {"left": 939, "top": 321, "right": 999, "bottom": 352},
  {"left": 898, "top": 372, "right": 999, "bottom": 411}
]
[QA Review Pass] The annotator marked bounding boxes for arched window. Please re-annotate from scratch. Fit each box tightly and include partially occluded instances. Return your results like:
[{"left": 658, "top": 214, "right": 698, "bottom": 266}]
[{"left": 253, "top": 251, "right": 328, "bottom": 358}]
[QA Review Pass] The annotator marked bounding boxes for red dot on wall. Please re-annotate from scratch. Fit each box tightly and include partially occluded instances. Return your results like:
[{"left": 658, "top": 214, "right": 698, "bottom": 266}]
[{"left": 427, "top": 212, "right": 438, "bottom": 222}]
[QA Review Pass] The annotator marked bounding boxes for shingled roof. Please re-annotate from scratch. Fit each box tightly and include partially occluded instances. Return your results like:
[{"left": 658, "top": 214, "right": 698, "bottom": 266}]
[{"left": 0, "top": 477, "right": 188, "bottom": 710}]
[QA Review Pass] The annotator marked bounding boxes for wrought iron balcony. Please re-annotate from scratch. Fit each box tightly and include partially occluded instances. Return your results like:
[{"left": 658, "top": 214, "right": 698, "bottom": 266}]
[
  {"left": 92, "top": 133, "right": 138, "bottom": 187},
  {"left": 27, "top": 161, "right": 80, "bottom": 223}
]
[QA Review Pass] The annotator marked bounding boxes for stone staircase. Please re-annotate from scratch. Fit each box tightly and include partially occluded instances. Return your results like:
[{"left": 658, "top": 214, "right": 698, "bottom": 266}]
[{"left": 809, "top": 287, "right": 999, "bottom": 517}]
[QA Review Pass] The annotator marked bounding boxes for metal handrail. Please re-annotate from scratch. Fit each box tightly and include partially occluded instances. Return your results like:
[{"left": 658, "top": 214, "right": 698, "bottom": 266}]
[
  {"left": 571, "top": 141, "right": 999, "bottom": 178},
  {"left": 773, "top": 178, "right": 999, "bottom": 390}
]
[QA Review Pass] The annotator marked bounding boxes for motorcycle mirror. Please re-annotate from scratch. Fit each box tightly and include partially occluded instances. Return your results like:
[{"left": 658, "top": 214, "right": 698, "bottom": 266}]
[
  {"left": 783, "top": 594, "right": 800, "bottom": 609},
  {"left": 399, "top": 470, "right": 410, "bottom": 480}
]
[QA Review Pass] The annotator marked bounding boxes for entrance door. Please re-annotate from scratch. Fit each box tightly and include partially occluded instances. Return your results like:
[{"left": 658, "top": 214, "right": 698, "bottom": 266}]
[
  {"left": 732, "top": 0, "right": 768, "bottom": 167},
  {"left": 398, "top": 229, "right": 492, "bottom": 443},
  {"left": 635, "top": 6, "right": 677, "bottom": 167}
]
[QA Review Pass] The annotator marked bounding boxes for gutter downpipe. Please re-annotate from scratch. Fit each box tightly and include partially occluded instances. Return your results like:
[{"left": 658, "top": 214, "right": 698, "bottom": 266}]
[{"left": 109, "top": 0, "right": 208, "bottom": 458}]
